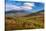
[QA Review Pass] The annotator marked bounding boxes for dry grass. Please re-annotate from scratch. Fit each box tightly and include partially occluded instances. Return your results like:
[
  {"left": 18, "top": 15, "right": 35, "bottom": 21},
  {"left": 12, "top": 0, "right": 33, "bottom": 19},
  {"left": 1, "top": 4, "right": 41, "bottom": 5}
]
[{"left": 5, "top": 15, "right": 44, "bottom": 30}]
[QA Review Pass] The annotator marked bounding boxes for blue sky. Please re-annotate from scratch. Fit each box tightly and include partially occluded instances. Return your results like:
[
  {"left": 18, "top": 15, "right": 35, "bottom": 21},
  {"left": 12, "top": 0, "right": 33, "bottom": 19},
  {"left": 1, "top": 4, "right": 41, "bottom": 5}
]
[{"left": 5, "top": 0, "right": 44, "bottom": 14}]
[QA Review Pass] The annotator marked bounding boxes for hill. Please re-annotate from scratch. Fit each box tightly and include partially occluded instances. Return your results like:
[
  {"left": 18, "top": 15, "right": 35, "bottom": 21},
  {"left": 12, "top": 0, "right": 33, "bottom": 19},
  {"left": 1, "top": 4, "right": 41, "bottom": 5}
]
[{"left": 5, "top": 10, "right": 44, "bottom": 30}]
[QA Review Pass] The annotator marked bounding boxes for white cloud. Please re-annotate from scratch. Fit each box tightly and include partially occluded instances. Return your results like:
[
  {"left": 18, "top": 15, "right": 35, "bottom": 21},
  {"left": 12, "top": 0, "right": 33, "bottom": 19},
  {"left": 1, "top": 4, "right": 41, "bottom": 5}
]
[
  {"left": 24, "top": 3, "right": 34, "bottom": 6},
  {"left": 6, "top": 3, "right": 34, "bottom": 11}
]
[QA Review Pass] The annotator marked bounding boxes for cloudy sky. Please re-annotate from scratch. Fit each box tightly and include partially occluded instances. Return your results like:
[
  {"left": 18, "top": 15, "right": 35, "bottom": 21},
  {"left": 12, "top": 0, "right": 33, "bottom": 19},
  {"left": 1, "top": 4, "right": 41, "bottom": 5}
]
[
  {"left": 5, "top": 0, "right": 44, "bottom": 13},
  {"left": 6, "top": 3, "right": 35, "bottom": 11}
]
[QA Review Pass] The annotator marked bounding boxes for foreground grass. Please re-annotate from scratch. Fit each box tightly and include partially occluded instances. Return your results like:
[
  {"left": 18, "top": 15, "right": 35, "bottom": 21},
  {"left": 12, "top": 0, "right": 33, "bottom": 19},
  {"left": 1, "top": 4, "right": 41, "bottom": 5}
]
[{"left": 5, "top": 15, "right": 44, "bottom": 30}]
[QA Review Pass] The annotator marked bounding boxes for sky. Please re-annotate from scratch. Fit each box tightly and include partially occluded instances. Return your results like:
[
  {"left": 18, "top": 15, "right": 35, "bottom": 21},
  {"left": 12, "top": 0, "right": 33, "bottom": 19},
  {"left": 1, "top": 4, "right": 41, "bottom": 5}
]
[{"left": 5, "top": 0, "right": 44, "bottom": 14}]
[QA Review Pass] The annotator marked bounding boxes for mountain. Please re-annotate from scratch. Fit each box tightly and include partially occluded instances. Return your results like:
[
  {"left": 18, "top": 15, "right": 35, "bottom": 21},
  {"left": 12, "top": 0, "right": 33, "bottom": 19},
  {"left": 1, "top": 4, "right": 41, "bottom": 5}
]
[
  {"left": 23, "top": 10, "right": 44, "bottom": 17},
  {"left": 5, "top": 10, "right": 25, "bottom": 14},
  {"left": 5, "top": 10, "right": 44, "bottom": 17}
]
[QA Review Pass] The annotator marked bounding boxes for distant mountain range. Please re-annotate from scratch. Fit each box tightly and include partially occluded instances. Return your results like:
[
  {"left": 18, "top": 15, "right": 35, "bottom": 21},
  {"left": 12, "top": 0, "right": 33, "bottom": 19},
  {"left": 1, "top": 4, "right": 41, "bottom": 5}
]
[
  {"left": 5, "top": 10, "right": 44, "bottom": 17},
  {"left": 23, "top": 10, "right": 44, "bottom": 17},
  {"left": 5, "top": 10, "right": 44, "bottom": 14},
  {"left": 5, "top": 10, "right": 25, "bottom": 14}
]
